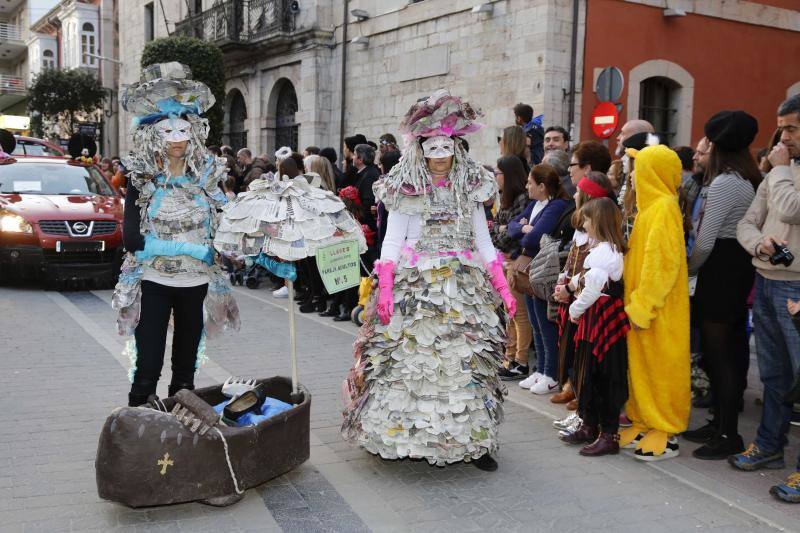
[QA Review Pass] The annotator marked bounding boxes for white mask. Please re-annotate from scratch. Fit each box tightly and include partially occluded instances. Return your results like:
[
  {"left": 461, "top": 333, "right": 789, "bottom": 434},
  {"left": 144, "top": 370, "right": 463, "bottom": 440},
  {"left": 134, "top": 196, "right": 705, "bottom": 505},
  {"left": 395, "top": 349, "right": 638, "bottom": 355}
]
[
  {"left": 422, "top": 135, "right": 455, "bottom": 159},
  {"left": 155, "top": 118, "right": 192, "bottom": 143}
]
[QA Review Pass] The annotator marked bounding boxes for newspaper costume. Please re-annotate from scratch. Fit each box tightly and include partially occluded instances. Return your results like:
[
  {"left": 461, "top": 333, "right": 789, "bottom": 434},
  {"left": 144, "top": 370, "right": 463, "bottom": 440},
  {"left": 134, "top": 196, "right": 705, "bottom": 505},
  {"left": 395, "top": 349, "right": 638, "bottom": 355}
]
[
  {"left": 341, "top": 90, "right": 514, "bottom": 467},
  {"left": 112, "top": 63, "right": 239, "bottom": 403}
]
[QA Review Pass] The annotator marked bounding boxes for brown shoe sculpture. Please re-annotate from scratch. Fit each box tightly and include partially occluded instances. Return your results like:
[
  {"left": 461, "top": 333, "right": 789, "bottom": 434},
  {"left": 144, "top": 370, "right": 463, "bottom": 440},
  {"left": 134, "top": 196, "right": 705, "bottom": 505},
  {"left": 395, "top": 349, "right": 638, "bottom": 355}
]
[
  {"left": 560, "top": 422, "right": 599, "bottom": 445},
  {"left": 580, "top": 432, "right": 620, "bottom": 456}
]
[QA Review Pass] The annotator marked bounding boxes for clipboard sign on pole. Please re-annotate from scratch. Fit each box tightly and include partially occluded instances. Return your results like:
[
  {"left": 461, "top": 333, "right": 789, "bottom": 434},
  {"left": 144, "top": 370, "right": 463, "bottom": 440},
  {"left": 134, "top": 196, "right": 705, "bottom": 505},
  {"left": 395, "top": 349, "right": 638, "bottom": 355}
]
[{"left": 315, "top": 240, "right": 361, "bottom": 294}]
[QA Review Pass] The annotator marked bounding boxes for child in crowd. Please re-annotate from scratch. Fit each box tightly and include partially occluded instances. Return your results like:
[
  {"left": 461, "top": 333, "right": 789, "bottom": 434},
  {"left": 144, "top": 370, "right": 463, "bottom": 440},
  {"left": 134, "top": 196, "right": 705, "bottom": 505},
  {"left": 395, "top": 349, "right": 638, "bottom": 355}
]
[
  {"left": 549, "top": 172, "right": 615, "bottom": 426},
  {"left": 564, "top": 197, "right": 629, "bottom": 456}
]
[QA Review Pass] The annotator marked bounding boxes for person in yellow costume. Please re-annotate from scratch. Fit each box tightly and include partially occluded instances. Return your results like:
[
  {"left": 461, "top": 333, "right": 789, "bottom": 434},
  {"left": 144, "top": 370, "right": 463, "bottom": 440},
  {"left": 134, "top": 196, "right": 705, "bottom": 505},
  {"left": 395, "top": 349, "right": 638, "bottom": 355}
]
[{"left": 620, "top": 144, "right": 691, "bottom": 461}]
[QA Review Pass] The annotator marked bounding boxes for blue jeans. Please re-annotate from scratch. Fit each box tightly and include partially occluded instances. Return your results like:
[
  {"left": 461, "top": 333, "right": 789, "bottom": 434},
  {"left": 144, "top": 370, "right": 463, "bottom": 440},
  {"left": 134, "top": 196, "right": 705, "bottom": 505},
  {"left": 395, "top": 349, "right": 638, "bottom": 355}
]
[
  {"left": 752, "top": 274, "right": 800, "bottom": 469},
  {"left": 525, "top": 295, "right": 559, "bottom": 379}
]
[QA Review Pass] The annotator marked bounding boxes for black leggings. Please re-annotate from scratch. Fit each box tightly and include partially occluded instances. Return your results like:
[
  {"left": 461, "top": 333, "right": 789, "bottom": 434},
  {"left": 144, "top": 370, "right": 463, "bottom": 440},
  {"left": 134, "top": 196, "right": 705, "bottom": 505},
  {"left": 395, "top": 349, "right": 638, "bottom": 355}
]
[
  {"left": 129, "top": 280, "right": 208, "bottom": 405},
  {"left": 701, "top": 319, "right": 749, "bottom": 438}
]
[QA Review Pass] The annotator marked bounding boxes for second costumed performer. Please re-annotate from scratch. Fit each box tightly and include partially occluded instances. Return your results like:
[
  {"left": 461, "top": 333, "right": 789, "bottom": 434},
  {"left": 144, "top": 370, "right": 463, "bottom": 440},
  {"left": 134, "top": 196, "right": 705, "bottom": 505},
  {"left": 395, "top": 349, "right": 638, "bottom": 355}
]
[{"left": 342, "top": 91, "right": 516, "bottom": 471}]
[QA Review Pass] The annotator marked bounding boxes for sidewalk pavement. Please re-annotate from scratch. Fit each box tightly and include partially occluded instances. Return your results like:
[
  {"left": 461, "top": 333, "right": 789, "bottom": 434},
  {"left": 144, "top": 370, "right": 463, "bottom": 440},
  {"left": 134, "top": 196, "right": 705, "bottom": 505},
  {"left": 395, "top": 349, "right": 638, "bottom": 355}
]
[{"left": 0, "top": 283, "right": 797, "bottom": 532}]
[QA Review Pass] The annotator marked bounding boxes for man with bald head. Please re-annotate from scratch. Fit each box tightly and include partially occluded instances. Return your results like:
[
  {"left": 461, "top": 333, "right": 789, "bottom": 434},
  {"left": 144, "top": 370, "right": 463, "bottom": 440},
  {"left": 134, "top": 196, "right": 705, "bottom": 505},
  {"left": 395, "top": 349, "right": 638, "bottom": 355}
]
[{"left": 616, "top": 119, "right": 655, "bottom": 157}]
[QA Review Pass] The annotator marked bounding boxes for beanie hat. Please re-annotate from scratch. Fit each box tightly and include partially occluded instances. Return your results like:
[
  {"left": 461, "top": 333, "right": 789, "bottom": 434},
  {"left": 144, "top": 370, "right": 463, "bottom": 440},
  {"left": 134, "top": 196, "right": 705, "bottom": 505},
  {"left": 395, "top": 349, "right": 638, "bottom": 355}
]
[
  {"left": 623, "top": 132, "right": 661, "bottom": 151},
  {"left": 704, "top": 110, "right": 758, "bottom": 151},
  {"left": 344, "top": 134, "right": 367, "bottom": 152}
]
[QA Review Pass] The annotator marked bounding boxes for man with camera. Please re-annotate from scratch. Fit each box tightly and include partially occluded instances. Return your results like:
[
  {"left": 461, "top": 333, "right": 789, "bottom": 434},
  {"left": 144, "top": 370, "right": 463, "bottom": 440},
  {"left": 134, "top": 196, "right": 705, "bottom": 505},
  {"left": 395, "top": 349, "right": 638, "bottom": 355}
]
[{"left": 735, "top": 94, "right": 800, "bottom": 503}]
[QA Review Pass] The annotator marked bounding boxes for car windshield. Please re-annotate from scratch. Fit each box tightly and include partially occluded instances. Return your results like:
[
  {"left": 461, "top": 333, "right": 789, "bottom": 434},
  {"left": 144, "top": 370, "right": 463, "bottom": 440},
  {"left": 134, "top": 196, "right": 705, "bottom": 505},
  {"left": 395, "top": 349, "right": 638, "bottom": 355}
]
[
  {"left": 0, "top": 162, "right": 114, "bottom": 195},
  {"left": 11, "top": 141, "right": 63, "bottom": 157}
]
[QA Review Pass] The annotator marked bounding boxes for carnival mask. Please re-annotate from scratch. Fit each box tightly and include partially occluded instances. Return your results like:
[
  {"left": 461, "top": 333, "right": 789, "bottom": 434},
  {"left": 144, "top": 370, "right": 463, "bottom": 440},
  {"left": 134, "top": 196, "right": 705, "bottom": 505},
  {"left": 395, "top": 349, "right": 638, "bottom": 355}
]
[
  {"left": 422, "top": 135, "right": 455, "bottom": 159},
  {"left": 155, "top": 117, "right": 192, "bottom": 143}
]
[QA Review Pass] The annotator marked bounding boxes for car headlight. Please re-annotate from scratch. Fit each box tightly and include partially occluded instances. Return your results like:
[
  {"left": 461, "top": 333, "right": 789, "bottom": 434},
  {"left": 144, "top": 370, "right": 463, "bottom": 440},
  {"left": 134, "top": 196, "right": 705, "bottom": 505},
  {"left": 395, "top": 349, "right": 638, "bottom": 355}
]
[{"left": 0, "top": 210, "right": 33, "bottom": 233}]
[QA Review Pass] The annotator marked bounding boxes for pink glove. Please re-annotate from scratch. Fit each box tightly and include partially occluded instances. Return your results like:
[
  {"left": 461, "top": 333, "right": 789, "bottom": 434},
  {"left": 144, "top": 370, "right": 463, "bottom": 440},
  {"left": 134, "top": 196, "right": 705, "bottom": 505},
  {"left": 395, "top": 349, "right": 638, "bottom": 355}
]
[
  {"left": 375, "top": 260, "right": 395, "bottom": 325},
  {"left": 488, "top": 256, "right": 517, "bottom": 316}
]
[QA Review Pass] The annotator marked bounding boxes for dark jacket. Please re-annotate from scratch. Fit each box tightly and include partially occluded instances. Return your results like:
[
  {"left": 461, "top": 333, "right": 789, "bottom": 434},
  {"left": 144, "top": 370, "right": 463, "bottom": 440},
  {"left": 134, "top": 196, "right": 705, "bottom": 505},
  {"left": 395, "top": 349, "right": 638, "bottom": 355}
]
[
  {"left": 490, "top": 192, "right": 529, "bottom": 258},
  {"left": 355, "top": 164, "right": 380, "bottom": 230},
  {"left": 122, "top": 181, "right": 145, "bottom": 253},
  {"left": 241, "top": 158, "right": 271, "bottom": 191},
  {"left": 508, "top": 198, "right": 571, "bottom": 257}
]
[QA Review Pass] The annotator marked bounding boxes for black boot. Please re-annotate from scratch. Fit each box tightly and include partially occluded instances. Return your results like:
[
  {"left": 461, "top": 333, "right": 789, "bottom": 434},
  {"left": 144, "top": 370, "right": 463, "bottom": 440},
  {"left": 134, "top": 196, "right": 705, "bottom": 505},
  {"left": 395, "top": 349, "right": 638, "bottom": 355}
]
[
  {"left": 169, "top": 382, "right": 194, "bottom": 397},
  {"left": 128, "top": 392, "right": 150, "bottom": 407},
  {"left": 472, "top": 454, "right": 498, "bottom": 471},
  {"left": 319, "top": 302, "right": 338, "bottom": 317},
  {"left": 683, "top": 419, "right": 718, "bottom": 443}
]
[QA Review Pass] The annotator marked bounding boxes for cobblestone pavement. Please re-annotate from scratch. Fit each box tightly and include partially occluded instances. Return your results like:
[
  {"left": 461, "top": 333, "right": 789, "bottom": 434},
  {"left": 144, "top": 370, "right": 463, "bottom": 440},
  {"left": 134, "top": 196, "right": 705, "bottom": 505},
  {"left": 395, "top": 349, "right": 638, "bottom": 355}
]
[{"left": 1, "top": 282, "right": 798, "bottom": 532}]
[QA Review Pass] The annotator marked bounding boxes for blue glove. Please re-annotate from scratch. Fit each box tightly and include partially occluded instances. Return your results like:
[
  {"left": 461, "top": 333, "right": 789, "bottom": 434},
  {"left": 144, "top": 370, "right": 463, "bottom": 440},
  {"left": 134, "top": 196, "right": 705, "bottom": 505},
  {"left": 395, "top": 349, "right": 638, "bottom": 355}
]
[
  {"left": 137, "top": 236, "right": 214, "bottom": 265},
  {"left": 253, "top": 253, "right": 297, "bottom": 281}
]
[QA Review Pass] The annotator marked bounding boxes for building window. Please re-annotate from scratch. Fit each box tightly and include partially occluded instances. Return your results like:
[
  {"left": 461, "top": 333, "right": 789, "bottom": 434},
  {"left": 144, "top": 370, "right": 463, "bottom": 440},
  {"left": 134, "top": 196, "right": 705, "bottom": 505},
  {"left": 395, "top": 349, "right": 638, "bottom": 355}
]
[
  {"left": 144, "top": 2, "right": 155, "bottom": 42},
  {"left": 275, "top": 81, "right": 298, "bottom": 152},
  {"left": 639, "top": 77, "right": 680, "bottom": 146},
  {"left": 81, "top": 22, "right": 96, "bottom": 66},
  {"left": 42, "top": 49, "right": 55, "bottom": 69}
]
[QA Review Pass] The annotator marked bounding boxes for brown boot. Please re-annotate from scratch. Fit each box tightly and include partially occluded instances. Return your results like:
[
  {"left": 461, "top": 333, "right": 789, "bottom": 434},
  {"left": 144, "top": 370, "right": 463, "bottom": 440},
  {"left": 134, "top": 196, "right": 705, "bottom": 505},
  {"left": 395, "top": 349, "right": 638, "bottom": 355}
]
[
  {"left": 566, "top": 399, "right": 578, "bottom": 411},
  {"left": 580, "top": 432, "right": 620, "bottom": 456},
  {"left": 560, "top": 422, "right": 599, "bottom": 445},
  {"left": 551, "top": 388, "right": 575, "bottom": 404}
]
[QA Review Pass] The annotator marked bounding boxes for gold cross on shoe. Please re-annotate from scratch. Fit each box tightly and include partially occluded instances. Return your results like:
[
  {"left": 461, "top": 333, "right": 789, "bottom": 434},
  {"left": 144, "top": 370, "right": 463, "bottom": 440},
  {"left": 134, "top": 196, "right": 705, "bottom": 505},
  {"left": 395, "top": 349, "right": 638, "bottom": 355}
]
[{"left": 157, "top": 452, "right": 174, "bottom": 475}]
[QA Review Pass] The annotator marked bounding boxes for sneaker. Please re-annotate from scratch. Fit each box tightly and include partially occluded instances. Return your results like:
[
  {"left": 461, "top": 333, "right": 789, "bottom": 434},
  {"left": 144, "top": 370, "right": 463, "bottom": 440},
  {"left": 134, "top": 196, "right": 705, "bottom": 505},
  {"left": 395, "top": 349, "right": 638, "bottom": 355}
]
[
  {"left": 558, "top": 416, "right": 583, "bottom": 437},
  {"left": 553, "top": 412, "right": 580, "bottom": 431},
  {"left": 770, "top": 472, "right": 800, "bottom": 503},
  {"left": 692, "top": 434, "right": 745, "bottom": 460},
  {"left": 531, "top": 376, "right": 559, "bottom": 395},
  {"left": 728, "top": 443, "right": 785, "bottom": 471},
  {"left": 519, "top": 372, "right": 542, "bottom": 389},
  {"left": 621, "top": 432, "right": 645, "bottom": 450},
  {"left": 791, "top": 404, "right": 800, "bottom": 428},
  {"left": 498, "top": 362, "right": 529, "bottom": 381},
  {"left": 682, "top": 420, "right": 718, "bottom": 444},
  {"left": 634, "top": 437, "right": 679, "bottom": 461},
  {"left": 272, "top": 286, "right": 288, "bottom": 298}
]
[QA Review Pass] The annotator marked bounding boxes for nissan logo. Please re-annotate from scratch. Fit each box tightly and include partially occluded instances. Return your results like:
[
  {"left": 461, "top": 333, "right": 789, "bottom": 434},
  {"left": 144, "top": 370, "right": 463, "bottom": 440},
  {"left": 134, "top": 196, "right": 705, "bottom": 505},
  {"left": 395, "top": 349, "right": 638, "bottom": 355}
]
[{"left": 71, "top": 221, "right": 88, "bottom": 234}]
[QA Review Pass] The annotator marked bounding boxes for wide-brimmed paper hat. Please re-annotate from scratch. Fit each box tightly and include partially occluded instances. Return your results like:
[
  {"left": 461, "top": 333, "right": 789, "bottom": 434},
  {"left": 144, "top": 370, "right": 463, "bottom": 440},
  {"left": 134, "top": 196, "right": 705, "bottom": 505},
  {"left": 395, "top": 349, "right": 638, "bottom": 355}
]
[
  {"left": 121, "top": 62, "right": 215, "bottom": 125},
  {"left": 399, "top": 89, "right": 483, "bottom": 141}
]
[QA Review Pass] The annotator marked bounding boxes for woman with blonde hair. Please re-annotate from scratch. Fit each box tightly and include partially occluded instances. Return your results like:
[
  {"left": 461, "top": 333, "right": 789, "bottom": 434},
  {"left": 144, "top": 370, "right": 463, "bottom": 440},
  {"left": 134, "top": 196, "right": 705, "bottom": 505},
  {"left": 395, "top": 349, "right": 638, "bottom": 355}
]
[{"left": 303, "top": 154, "right": 336, "bottom": 192}]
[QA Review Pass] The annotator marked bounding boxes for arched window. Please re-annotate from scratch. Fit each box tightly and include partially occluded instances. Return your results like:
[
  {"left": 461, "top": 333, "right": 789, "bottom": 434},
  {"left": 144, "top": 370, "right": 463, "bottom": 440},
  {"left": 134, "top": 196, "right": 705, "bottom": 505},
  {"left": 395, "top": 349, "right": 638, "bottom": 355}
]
[
  {"left": 42, "top": 49, "right": 55, "bottom": 69},
  {"left": 81, "top": 22, "right": 96, "bottom": 66},
  {"left": 627, "top": 60, "right": 694, "bottom": 147},
  {"left": 639, "top": 77, "right": 680, "bottom": 146},
  {"left": 225, "top": 89, "right": 248, "bottom": 151},
  {"left": 275, "top": 81, "right": 298, "bottom": 152}
]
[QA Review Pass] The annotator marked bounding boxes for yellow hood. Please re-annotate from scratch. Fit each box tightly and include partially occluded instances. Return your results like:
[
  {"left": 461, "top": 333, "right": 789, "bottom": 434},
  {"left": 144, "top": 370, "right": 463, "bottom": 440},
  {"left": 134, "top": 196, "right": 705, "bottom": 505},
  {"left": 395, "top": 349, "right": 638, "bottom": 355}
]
[{"left": 633, "top": 145, "right": 682, "bottom": 212}]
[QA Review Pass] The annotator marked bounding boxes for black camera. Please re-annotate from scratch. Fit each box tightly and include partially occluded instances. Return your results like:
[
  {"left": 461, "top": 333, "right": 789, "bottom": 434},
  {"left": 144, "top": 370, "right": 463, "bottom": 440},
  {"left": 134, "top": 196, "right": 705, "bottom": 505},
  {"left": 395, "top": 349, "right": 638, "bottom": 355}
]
[{"left": 769, "top": 241, "right": 795, "bottom": 267}]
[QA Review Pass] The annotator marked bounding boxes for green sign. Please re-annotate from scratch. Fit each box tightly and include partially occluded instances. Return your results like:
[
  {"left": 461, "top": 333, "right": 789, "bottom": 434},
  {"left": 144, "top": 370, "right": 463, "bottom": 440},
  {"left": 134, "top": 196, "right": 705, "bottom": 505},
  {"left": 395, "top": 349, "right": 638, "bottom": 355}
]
[{"left": 315, "top": 240, "right": 361, "bottom": 294}]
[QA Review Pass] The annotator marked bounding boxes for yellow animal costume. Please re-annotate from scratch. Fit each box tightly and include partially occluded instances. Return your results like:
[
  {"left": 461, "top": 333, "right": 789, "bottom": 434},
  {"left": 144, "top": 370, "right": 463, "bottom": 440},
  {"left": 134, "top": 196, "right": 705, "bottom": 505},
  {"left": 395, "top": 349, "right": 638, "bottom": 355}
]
[{"left": 621, "top": 145, "right": 690, "bottom": 457}]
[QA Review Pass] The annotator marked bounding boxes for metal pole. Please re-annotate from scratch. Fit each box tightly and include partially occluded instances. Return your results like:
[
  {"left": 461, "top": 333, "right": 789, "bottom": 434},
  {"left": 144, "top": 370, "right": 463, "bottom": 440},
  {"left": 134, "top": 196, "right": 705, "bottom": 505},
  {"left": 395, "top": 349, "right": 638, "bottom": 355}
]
[
  {"left": 338, "top": 0, "right": 349, "bottom": 167},
  {"left": 286, "top": 279, "right": 299, "bottom": 395}
]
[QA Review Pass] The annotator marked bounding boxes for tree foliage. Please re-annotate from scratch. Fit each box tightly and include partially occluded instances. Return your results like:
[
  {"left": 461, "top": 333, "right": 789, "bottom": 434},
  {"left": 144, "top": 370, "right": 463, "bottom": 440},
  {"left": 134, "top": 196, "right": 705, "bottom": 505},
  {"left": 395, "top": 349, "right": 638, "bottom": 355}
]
[
  {"left": 141, "top": 36, "right": 225, "bottom": 146},
  {"left": 27, "top": 68, "right": 105, "bottom": 135}
]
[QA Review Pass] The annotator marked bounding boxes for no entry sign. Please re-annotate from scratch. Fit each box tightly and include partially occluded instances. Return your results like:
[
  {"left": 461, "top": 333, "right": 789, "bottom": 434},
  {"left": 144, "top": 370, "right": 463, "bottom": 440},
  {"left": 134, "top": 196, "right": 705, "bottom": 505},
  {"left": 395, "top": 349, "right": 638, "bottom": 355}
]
[{"left": 591, "top": 102, "right": 619, "bottom": 139}]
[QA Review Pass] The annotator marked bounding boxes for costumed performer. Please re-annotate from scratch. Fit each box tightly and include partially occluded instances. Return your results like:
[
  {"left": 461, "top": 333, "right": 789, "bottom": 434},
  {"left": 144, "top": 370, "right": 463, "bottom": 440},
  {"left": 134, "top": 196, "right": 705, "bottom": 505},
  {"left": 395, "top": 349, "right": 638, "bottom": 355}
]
[
  {"left": 620, "top": 144, "right": 690, "bottom": 460},
  {"left": 112, "top": 62, "right": 240, "bottom": 407},
  {"left": 341, "top": 90, "right": 516, "bottom": 471}
]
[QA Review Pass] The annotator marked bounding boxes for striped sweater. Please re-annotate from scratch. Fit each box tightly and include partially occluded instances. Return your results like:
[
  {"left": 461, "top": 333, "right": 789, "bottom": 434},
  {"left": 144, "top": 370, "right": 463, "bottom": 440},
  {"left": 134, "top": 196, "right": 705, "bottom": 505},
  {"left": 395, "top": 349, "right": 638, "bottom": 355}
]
[{"left": 688, "top": 172, "right": 755, "bottom": 276}]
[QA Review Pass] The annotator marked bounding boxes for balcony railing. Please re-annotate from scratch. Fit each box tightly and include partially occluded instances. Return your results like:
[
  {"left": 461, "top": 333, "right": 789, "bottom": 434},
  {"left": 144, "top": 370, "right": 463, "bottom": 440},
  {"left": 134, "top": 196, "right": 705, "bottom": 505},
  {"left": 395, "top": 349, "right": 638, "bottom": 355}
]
[
  {"left": 0, "top": 74, "right": 25, "bottom": 94},
  {"left": 0, "top": 22, "right": 22, "bottom": 42},
  {"left": 174, "top": 0, "right": 294, "bottom": 46}
]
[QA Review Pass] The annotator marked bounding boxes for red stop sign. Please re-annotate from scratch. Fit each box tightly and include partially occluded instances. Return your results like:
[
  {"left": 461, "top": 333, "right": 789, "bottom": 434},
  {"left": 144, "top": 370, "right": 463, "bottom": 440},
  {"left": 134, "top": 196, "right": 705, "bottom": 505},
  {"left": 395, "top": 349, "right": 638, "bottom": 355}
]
[{"left": 591, "top": 102, "right": 619, "bottom": 139}]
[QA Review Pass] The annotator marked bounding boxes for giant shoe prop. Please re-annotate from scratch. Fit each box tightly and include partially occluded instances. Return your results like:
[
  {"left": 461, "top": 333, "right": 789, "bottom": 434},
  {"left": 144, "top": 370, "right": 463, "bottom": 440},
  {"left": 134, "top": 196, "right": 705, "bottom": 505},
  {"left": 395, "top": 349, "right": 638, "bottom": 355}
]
[{"left": 96, "top": 64, "right": 364, "bottom": 507}]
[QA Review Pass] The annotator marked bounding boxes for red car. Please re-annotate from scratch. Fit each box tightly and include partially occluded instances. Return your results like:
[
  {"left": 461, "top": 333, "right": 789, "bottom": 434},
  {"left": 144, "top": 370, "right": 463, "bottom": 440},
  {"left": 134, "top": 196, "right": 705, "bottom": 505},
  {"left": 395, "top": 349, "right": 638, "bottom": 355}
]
[
  {"left": 0, "top": 155, "right": 124, "bottom": 286},
  {"left": 11, "top": 135, "right": 65, "bottom": 157}
]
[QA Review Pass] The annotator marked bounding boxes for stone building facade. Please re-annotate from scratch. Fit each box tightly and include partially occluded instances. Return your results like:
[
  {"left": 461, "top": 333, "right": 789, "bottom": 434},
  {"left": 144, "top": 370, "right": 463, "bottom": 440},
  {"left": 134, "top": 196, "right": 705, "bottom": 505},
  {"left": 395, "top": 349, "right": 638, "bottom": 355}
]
[{"left": 117, "top": 0, "right": 586, "bottom": 166}]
